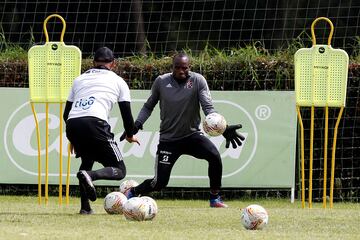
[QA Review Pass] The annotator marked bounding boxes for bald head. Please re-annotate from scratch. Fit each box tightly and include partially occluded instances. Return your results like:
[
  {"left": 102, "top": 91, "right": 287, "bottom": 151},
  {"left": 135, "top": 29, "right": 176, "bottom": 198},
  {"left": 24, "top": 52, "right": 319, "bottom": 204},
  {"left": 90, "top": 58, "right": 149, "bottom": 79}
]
[
  {"left": 173, "top": 53, "right": 189, "bottom": 63},
  {"left": 172, "top": 53, "right": 190, "bottom": 81}
]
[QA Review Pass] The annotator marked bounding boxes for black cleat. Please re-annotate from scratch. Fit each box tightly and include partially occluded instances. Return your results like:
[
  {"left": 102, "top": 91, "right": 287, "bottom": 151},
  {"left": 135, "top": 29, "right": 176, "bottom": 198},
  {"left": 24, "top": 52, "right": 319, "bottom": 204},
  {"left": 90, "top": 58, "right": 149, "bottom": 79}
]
[
  {"left": 79, "top": 209, "right": 94, "bottom": 215},
  {"left": 77, "top": 170, "right": 97, "bottom": 201}
]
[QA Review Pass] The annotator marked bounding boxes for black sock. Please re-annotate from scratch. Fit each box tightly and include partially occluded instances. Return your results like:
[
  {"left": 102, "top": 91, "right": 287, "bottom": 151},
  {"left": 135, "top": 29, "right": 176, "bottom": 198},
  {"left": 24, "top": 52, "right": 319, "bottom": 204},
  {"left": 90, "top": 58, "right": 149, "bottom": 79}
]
[
  {"left": 80, "top": 185, "right": 91, "bottom": 211},
  {"left": 88, "top": 167, "right": 125, "bottom": 181},
  {"left": 210, "top": 190, "right": 220, "bottom": 199},
  {"left": 81, "top": 199, "right": 91, "bottom": 211}
]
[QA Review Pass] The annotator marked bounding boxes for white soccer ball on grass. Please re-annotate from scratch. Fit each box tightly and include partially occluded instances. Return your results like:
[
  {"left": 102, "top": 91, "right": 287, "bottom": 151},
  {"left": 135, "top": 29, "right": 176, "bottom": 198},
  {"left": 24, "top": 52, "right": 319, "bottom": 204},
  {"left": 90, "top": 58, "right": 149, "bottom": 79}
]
[
  {"left": 122, "top": 196, "right": 158, "bottom": 221},
  {"left": 203, "top": 112, "right": 227, "bottom": 137},
  {"left": 241, "top": 204, "right": 268, "bottom": 230},
  {"left": 103, "top": 191, "right": 128, "bottom": 214},
  {"left": 241, "top": 204, "right": 269, "bottom": 230},
  {"left": 140, "top": 196, "right": 158, "bottom": 220},
  {"left": 122, "top": 197, "right": 146, "bottom": 221}
]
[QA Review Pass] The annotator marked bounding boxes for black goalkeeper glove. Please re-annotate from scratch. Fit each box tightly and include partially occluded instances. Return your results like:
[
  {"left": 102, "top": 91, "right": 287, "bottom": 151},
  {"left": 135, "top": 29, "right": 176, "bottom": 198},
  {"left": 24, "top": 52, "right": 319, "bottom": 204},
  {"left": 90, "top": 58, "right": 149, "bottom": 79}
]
[
  {"left": 119, "top": 121, "right": 143, "bottom": 142},
  {"left": 222, "top": 124, "right": 245, "bottom": 149}
]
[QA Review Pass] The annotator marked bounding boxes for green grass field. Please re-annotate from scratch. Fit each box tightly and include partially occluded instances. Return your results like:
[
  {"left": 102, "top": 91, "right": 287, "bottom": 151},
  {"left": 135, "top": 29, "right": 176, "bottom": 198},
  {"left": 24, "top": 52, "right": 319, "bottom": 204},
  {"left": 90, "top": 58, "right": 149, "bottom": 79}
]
[{"left": 0, "top": 196, "right": 359, "bottom": 240}]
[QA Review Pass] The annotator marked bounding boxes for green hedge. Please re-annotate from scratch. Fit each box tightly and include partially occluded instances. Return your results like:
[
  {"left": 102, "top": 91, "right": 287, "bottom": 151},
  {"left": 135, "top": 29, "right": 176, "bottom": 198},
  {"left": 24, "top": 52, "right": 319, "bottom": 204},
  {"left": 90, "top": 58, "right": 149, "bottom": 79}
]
[{"left": 1, "top": 47, "right": 358, "bottom": 91}]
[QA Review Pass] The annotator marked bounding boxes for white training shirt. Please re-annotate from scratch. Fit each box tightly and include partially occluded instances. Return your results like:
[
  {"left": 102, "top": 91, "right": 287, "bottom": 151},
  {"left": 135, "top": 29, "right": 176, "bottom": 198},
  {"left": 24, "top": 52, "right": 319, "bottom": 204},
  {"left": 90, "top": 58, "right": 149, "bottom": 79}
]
[{"left": 67, "top": 68, "right": 131, "bottom": 123}]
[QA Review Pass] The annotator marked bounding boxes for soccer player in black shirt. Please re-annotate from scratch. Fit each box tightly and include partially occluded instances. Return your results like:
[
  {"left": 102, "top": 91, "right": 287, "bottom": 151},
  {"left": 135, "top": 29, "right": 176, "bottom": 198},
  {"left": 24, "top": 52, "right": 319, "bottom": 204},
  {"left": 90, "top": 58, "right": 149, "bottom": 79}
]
[{"left": 122, "top": 53, "right": 244, "bottom": 207}]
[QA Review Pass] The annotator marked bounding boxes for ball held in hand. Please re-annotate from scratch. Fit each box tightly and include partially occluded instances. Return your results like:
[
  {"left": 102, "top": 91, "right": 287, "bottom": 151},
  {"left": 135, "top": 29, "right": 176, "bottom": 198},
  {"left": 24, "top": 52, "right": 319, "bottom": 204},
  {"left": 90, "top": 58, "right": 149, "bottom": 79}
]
[{"left": 203, "top": 113, "right": 227, "bottom": 137}]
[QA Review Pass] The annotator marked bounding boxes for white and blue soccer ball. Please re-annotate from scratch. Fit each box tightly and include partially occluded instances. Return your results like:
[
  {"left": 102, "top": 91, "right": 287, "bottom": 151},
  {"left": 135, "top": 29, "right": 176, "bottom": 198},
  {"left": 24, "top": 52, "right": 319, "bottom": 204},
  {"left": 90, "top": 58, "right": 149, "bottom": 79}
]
[
  {"left": 140, "top": 196, "right": 158, "bottom": 220},
  {"left": 122, "top": 197, "right": 146, "bottom": 221},
  {"left": 122, "top": 196, "right": 158, "bottom": 221},
  {"left": 241, "top": 204, "right": 269, "bottom": 230},
  {"left": 119, "top": 179, "right": 139, "bottom": 194},
  {"left": 203, "top": 112, "right": 227, "bottom": 137},
  {"left": 103, "top": 191, "right": 128, "bottom": 214}
]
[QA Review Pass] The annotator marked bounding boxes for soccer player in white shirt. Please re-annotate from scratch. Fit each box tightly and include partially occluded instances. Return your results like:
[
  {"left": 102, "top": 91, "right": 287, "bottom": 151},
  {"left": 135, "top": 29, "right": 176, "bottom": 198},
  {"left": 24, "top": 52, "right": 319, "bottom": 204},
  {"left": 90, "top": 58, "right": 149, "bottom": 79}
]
[{"left": 63, "top": 47, "right": 139, "bottom": 214}]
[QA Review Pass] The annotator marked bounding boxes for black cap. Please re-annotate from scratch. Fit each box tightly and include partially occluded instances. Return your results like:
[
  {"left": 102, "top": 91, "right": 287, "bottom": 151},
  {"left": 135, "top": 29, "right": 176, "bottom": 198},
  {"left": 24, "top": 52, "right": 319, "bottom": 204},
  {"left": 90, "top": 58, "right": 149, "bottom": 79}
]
[{"left": 94, "top": 47, "right": 114, "bottom": 63}]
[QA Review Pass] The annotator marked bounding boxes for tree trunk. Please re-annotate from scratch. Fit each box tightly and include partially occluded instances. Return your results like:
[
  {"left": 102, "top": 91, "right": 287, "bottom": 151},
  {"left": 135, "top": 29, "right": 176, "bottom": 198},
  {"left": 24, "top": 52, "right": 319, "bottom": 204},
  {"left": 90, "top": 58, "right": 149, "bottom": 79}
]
[{"left": 132, "top": 0, "right": 146, "bottom": 55}]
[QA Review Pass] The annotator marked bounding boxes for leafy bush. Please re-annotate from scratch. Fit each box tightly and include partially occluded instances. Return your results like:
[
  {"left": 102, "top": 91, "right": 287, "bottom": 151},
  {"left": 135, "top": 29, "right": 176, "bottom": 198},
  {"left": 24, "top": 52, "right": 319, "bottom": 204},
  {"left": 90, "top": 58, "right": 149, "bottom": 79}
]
[{"left": 0, "top": 40, "right": 358, "bottom": 90}]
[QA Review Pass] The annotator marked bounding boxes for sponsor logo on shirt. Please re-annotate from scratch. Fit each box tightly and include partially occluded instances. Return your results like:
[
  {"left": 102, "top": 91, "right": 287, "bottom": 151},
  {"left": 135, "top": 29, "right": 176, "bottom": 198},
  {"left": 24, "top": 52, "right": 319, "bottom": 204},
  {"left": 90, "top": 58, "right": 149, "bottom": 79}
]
[
  {"left": 185, "top": 80, "right": 193, "bottom": 89},
  {"left": 74, "top": 96, "right": 96, "bottom": 110}
]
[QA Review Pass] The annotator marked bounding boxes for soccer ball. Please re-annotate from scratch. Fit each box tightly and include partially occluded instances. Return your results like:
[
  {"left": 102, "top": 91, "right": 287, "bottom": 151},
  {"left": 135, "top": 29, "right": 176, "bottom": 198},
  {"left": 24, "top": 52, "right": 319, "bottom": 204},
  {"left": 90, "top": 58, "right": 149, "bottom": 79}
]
[
  {"left": 122, "top": 197, "right": 146, "bottom": 221},
  {"left": 203, "top": 112, "right": 227, "bottom": 137},
  {"left": 103, "top": 191, "right": 128, "bottom": 214},
  {"left": 119, "top": 179, "right": 139, "bottom": 194},
  {"left": 241, "top": 204, "right": 269, "bottom": 230},
  {"left": 140, "top": 196, "right": 158, "bottom": 220}
]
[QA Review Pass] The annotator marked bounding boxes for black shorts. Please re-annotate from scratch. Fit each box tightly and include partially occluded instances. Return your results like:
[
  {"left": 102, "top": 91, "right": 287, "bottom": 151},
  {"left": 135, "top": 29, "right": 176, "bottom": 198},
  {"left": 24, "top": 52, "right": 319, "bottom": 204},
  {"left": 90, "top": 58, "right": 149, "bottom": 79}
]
[
  {"left": 154, "top": 132, "right": 222, "bottom": 187},
  {"left": 66, "top": 116, "right": 123, "bottom": 168},
  {"left": 133, "top": 132, "right": 222, "bottom": 194}
]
